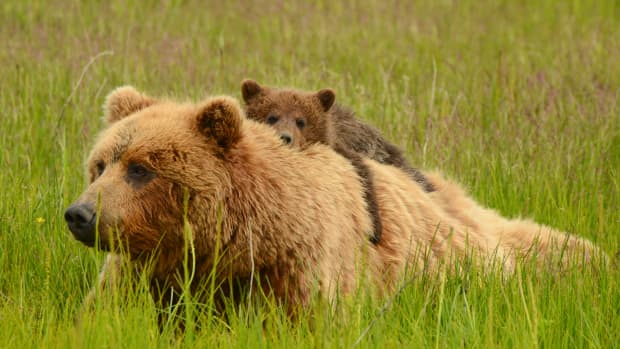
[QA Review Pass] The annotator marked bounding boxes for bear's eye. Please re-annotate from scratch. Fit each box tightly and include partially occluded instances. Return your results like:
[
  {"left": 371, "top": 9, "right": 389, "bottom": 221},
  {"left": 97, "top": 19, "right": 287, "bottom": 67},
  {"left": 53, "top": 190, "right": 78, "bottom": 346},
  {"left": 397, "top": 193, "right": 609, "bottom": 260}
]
[
  {"left": 296, "top": 118, "right": 306, "bottom": 129},
  {"left": 125, "top": 163, "right": 155, "bottom": 188},
  {"left": 127, "top": 163, "right": 150, "bottom": 178},
  {"left": 96, "top": 161, "right": 105, "bottom": 176},
  {"left": 266, "top": 115, "right": 279, "bottom": 125}
]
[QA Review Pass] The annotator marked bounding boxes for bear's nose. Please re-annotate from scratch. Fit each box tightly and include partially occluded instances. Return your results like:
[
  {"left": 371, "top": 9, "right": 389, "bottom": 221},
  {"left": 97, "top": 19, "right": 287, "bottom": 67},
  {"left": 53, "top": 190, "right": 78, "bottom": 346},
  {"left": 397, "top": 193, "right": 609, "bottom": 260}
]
[
  {"left": 280, "top": 133, "right": 292, "bottom": 145},
  {"left": 64, "top": 203, "right": 97, "bottom": 246}
]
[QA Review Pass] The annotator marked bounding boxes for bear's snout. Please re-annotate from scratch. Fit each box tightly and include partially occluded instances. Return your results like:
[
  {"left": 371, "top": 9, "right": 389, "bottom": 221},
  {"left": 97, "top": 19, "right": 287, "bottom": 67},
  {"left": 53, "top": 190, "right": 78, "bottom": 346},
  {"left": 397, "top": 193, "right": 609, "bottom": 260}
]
[
  {"left": 64, "top": 203, "right": 97, "bottom": 246},
  {"left": 280, "top": 132, "right": 293, "bottom": 145}
]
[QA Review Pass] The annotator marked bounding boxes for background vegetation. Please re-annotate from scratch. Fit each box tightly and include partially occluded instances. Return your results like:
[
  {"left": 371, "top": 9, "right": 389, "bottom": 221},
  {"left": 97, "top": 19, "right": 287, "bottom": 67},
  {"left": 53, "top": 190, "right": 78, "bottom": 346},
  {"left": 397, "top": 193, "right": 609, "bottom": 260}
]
[{"left": 1, "top": 0, "right": 618, "bottom": 347}]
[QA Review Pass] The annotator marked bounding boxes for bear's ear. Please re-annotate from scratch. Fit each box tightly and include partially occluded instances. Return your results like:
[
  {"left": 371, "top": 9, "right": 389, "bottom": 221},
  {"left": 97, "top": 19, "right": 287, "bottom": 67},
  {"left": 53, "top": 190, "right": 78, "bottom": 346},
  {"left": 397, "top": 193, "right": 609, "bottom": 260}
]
[
  {"left": 316, "top": 89, "right": 336, "bottom": 112},
  {"left": 241, "top": 79, "right": 263, "bottom": 103},
  {"left": 104, "top": 86, "right": 156, "bottom": 123},
  {"left": 196, "top": 96, "right": 243, "bottom": 151}
]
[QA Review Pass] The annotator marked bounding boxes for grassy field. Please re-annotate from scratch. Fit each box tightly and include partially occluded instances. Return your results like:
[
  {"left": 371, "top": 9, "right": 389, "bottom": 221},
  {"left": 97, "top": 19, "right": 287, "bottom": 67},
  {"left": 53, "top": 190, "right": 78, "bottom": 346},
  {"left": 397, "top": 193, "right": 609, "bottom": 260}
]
[{"left": 1, "top": 0, "right": 619, "bottom": 347}]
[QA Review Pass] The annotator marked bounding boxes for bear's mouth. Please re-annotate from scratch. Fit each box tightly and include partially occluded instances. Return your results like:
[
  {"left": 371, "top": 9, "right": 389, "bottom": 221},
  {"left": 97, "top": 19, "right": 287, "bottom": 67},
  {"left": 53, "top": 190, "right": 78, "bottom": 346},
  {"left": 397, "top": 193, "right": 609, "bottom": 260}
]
[
  {"left": 78, "top": 235, "right": 110, "bottom": 250},
  {"left": 72, "top": 226, "right": 111, "bottom": 250}
]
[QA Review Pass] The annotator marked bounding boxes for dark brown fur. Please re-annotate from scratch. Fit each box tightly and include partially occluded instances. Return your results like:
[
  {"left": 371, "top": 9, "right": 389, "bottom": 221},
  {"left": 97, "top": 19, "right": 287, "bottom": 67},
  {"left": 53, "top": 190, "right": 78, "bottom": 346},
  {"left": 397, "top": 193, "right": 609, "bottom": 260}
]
[
  {"left": 329, "top": 104, "right": 434, "bottom": 193},
  {"left": 241, "top": 80, "right": 434, "bottom": 244}
]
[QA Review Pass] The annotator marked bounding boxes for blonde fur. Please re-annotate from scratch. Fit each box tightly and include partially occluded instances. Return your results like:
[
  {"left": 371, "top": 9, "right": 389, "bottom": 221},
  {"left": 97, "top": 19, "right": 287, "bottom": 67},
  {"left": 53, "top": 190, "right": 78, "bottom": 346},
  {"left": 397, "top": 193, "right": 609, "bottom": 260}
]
[{"left": 69, "top": 87, "right": 603, "bottom": 313}]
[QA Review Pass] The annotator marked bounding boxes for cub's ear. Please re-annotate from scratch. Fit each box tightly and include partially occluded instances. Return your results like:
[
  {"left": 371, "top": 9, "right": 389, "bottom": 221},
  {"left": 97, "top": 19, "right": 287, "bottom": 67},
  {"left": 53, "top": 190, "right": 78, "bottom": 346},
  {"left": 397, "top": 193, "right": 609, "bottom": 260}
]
[
  {"left": 104, "top": 86, "right": 156, "bottom": 123},
  {"left": 241, "top": 79, "right": 263, "bottom": 103},
  {"left": 196, "top": 96, "right": 243, "bottom": 151},
  {"left": 316, "top": 89, "right": 335, "bottom": 112}
]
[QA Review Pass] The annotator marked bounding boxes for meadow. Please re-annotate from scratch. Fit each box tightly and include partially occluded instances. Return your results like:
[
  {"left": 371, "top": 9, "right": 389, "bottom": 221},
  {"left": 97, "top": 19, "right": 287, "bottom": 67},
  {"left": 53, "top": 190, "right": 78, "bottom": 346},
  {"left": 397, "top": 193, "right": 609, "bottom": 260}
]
[{"left": 1, "top": 0, "right": 619, "bottom": 347}]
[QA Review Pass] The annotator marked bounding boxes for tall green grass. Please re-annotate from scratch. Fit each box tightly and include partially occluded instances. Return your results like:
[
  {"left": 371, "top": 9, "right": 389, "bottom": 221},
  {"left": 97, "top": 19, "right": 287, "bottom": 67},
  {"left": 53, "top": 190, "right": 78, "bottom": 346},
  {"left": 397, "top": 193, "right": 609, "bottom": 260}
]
[{"left": 1, "top": 0, "right": 618, "bottom": 347}]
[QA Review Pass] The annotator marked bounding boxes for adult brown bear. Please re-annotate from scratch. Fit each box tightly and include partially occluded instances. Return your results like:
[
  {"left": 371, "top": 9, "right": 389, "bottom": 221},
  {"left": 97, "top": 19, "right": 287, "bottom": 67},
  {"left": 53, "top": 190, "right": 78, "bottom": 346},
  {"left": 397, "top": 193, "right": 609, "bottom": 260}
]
[{"left": 65, "top": 87, "right": 601, "bottom": 312}]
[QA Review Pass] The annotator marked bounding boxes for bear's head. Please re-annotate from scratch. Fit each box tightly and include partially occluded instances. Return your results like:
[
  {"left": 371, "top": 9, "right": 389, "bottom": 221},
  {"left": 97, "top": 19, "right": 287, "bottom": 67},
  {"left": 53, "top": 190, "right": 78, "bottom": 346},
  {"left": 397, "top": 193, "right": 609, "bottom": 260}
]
[
  {"left": 64, "top": 86, "right": 243, "bottom": 257},
  {"left": 241, "top": 79, "right": 336, "bottom": 148}
]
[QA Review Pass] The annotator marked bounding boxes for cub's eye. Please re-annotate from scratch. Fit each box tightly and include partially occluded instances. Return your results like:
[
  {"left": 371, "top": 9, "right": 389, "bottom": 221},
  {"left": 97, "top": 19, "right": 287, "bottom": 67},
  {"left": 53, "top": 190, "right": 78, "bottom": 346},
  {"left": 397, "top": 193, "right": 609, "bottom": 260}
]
[
  {"left": 295, "top": 118, "right": 306, "bottom": 129},
  {"left": 96, "top": 161, "right": 105, "bottom": 176},
  {"left": 266, "top": 115, "right": 279, "bottom": 125},
  {"left": 127, "top": 163, "right": 151, "bottom": 180}
]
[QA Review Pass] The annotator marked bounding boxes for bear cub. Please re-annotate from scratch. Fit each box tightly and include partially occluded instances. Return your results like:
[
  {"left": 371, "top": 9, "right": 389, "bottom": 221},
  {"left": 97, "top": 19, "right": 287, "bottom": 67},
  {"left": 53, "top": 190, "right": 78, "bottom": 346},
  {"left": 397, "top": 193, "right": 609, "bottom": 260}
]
[{"left": 241, "top": 79, "right": 434, "bottom": 244}]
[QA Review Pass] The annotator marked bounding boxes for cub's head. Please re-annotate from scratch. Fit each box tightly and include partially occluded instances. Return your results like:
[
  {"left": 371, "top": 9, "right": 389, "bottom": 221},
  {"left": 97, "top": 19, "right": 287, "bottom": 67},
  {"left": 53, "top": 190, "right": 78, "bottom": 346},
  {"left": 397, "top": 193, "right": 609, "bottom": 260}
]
[
  {"left": 241, "top": 79, "right": 336, "bottom": 148},
  {"left": 64, "top": 86, "right": 243, "bottom": 256}
]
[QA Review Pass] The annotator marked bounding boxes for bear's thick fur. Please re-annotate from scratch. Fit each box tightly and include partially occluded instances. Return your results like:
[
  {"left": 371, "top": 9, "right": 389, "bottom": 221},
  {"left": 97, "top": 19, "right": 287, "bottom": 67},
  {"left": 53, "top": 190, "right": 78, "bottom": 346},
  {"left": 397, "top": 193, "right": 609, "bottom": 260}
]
[
  {"left": 65, "top": 87, "right": 601, "bottom": 312},
  {"left": 241, "top": 80, "right": 435, "bottom": 244}
]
